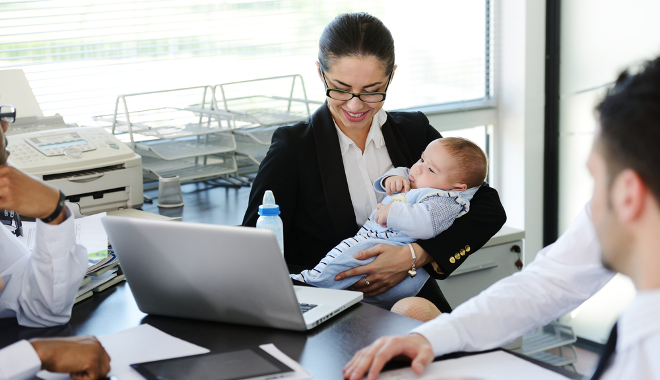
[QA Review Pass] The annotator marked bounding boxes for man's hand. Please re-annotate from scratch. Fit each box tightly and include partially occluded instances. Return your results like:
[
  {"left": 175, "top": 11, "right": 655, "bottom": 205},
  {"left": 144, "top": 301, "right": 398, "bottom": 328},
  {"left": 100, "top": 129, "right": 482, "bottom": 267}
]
[
  {"left": 343, "top": 333, "right": 434, "bottom": 380},
  {"left": 374, "top": 203, "right": 393, "bottom": 227},
  {"left": 0, "top": 165, "right": 66, "bottom": 224},
  {"left": 30, "top": 336, "right": 111, "bottom": 380},
  {"left": 383, "top": 175, "right": 410, "bottom": 195}
]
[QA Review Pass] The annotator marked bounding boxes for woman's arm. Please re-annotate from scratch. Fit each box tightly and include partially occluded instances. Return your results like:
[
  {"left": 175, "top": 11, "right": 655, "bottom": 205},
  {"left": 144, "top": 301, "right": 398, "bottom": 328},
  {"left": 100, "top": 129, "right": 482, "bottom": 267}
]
[{"left": 416, "top": 184, "right": 506, "bottom": 279}]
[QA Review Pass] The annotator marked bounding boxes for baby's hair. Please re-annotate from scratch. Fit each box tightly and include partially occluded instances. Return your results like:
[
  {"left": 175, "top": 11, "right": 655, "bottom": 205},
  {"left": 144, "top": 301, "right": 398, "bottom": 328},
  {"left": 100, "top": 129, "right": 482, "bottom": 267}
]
[{"left": 437, "top": 137, "right": 488, "bottom": 188}]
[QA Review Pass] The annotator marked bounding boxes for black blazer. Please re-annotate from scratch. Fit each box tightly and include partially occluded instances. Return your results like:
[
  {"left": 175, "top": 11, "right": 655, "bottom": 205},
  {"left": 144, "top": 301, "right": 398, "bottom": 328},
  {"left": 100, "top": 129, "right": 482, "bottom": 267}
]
[{"left": 243, "top": 103, "right": 506, "bottom": 279}]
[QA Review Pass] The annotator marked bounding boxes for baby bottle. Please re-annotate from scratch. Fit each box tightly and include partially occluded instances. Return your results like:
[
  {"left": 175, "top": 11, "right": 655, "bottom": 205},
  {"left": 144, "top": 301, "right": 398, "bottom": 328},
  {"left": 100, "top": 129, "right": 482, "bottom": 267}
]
[{"left": 256, "top": 190, "right": 284, "bottom": 255}]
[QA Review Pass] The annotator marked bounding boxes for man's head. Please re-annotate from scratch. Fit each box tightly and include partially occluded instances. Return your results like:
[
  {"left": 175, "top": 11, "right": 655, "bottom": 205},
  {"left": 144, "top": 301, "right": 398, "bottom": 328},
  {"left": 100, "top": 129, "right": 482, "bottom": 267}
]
[
  {"left": 588, "top": 57, "right": 660, "bottom": 288},
  {"left": 408, "top": 137, "right": 487, "bottom": 191}
]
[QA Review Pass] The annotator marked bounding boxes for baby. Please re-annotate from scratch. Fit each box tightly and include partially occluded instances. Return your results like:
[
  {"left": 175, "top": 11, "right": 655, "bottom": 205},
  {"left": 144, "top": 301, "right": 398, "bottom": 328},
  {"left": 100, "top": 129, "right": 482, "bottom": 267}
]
[{"left": 291, "top": 137, "right": 488, "bottom": 309}]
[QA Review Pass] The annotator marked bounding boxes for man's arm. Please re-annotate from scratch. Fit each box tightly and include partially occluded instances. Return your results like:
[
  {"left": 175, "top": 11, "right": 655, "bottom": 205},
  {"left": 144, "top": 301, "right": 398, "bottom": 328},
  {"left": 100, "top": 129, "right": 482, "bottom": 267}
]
[
  {"left": 412, "top": 203, "right": 614, "bottom": 356},
  {"left": 0, "top": 165, "right": 87, "bottom": 327},
  {"left": 344, "top": 203, "right": 615, "bottom": 380}
]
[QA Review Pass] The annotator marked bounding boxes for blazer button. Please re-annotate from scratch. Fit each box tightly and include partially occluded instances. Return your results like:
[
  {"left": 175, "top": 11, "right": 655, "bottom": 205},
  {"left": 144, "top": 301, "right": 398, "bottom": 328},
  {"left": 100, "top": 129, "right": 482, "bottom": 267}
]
[
  {"left": 454, "top": 253, "right": 461, "bottom": 260},
  {"left": 460, "top": 249, "right": 466, "bottom": 256},
  {"left": 465, "top": 245, "right": 471, "bottom": 252},
  {"left": 449, "top": 257, "right": 456, "bottom": 264}
]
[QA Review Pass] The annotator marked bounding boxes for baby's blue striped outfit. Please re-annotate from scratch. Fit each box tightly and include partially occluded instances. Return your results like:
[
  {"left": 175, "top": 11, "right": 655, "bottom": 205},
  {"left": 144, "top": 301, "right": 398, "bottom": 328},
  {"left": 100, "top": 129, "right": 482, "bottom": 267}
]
[{"left": 291, "top": 167, "right": 478, "bottom": 309}]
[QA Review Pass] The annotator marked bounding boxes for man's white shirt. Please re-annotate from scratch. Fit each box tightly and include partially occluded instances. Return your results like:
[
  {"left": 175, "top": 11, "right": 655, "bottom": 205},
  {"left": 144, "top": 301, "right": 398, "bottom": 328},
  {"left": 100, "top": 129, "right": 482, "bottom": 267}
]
[
  {"left": 412, "top": 202, "right": 653, "bottom": 379},
  {"left": 0, "top": 206, "right": 87, "bottom": 380}
]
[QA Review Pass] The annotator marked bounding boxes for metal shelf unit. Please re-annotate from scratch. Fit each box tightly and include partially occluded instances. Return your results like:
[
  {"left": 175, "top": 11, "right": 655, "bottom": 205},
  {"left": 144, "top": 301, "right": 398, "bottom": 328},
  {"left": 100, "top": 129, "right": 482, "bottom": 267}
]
[
  {"left": 212, "top": 75, "right": 322, "bottom": 175},
  {"left": 522, "top": 322, "right": 578, "bottom": 369},
  {"left": 95, "top": 86, "right": 239, "bottom": 187}
]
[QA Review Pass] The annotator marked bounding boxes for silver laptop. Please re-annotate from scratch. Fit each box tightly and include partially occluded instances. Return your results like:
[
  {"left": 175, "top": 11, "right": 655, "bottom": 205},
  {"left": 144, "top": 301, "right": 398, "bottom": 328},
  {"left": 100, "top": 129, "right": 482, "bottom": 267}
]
[{"left": 101, "top": 216, "right": 362, "bottom": 331}]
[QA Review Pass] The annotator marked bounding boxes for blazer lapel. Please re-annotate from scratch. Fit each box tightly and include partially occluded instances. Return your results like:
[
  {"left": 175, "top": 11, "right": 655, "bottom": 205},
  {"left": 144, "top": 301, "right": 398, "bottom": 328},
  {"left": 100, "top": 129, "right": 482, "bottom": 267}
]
[
  {"left": 312, "top": 104, "right": 360, "bottom": 240},
  {"left": 381, "top": 113, "right": 414, "bottom": 167}
]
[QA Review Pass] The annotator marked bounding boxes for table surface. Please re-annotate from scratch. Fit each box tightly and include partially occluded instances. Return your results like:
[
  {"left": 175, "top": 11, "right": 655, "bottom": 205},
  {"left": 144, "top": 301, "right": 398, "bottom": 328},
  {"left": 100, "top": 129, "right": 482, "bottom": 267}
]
[
  {"left": 1, "top": 281, "right": 581, "bottom": 380},
  {"left": 1, "top": 282, "right": 424, "bottom": 380}
]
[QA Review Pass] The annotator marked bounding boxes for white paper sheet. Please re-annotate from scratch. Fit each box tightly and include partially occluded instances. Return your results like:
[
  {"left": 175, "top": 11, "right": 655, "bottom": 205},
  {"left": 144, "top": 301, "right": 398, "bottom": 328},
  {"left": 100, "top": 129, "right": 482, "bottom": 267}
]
[
  {"left": 74, "top": 212, "right": 108, "bottom": 257},
  {"left": 259, "top": 343, "right": 313, "bottom": 380},
  {"left": 377, "top": 351, "right": 569, "bottom": 380},
  {"left": 38, "top": 324, "right": 210, "bottom": 380},
  {"left": 16, "top": 213, "right": 108, "bottom": 256}
]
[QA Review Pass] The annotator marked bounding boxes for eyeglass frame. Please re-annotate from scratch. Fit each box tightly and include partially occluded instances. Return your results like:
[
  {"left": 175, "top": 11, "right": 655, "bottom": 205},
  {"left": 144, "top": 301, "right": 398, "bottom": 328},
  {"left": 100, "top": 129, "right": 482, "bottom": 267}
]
[
  {"left": 1, "top": 210, "right": 22, "bottom": 237},
  {"left": 0, "top": 105, "right": 16, "bottom": 123},
  {"left": 320, "top": 71, "right": 392, "bottom": 103}
]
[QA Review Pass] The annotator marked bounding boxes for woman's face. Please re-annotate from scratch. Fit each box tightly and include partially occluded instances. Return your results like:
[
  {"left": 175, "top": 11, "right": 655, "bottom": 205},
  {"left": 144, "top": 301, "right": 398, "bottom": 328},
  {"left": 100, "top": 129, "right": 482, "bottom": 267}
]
[{"left": 319, "top": 56, "right": 393, "bottom": 136}]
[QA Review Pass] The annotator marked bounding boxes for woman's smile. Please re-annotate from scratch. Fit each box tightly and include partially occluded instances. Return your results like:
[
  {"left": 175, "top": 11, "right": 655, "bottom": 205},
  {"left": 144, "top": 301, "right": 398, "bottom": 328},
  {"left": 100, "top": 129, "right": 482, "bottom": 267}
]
[{"left": 342, "top": 108, "right": 370, "bottom": 122}]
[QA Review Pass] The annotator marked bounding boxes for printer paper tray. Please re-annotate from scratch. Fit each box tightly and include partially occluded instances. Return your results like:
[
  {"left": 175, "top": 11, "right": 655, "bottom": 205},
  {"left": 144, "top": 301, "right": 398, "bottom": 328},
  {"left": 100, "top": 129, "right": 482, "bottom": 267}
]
[
  {"left": 142, "top": 155, "right": 237, "bottom": 182},
  {"left": 135, "top": 133, "right": 236, "bottom": 161}
]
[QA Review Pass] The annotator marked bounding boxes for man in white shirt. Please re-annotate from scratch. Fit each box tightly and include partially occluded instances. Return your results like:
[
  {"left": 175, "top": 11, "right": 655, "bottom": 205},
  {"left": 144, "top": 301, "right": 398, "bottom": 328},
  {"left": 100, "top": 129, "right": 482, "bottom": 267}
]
[
  {"left": 343, "top": 58, "right": 660, "bottom": 380},
  {"left": 0, "top": 115, "right": 111, "bottom": 379}
]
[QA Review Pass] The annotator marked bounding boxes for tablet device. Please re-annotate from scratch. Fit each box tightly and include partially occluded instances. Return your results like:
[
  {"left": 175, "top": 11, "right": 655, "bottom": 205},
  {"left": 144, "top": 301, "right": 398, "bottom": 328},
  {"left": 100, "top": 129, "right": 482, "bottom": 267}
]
[{"left": 130, "top": 348, "right": 295, "bottom": 380}]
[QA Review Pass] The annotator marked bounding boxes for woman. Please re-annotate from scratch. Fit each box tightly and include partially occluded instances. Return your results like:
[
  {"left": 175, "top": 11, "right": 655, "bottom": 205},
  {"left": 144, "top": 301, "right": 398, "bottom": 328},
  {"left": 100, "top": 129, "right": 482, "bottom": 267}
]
[{"left": 243, "top": 12, "right": 506, "bottom": 312}]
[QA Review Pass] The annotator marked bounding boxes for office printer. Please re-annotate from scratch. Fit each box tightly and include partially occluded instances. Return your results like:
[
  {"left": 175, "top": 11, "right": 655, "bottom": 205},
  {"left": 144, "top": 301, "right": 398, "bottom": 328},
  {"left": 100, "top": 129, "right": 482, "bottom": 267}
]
[
  {"left": 7, "top": 127, "right": 143, "bottom": 216},
  {"left": 1, "top": 69, "right": 143, "bottom": 215}
]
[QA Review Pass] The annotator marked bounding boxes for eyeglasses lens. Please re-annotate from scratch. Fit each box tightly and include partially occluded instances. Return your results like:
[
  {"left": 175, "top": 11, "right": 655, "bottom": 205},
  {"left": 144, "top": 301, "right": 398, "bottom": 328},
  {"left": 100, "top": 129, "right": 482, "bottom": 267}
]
[
  {"left": 0, "top": 106, "right": 16, "bottom": 123},
  {"left": 327, "top": 90, "right": 384, "bottom": 103}
]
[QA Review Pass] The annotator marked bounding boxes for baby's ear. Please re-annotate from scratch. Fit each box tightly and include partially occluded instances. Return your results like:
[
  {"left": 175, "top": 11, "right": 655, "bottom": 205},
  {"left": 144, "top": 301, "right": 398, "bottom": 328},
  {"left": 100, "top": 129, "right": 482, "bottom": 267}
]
[{"left": 452, "top": 183, "right": 468, "bottom": 192}]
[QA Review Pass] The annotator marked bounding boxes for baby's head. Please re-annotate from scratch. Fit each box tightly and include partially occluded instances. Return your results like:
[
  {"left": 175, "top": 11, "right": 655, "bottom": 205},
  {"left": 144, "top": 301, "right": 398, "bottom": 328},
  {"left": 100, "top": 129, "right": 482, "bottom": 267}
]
[{"left": 409, "top": 137, "right": 488, "bottom": 191}]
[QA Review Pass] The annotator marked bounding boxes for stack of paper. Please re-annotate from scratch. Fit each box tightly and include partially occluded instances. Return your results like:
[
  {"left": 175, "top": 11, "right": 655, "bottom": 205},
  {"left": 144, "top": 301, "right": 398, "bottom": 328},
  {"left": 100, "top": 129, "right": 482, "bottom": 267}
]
[{"left": 87, "top": 252, "right": 118, "bottom": 275}]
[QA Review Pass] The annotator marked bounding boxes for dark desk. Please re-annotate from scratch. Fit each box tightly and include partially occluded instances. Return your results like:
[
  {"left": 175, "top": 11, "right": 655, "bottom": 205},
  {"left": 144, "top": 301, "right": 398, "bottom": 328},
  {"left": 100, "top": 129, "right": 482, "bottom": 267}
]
[
  {"left": 1, "top": 282, "right": 422, "bottom": 380},
  {"left": 1, "top": 281, "right": 581, "bottom": 379}
]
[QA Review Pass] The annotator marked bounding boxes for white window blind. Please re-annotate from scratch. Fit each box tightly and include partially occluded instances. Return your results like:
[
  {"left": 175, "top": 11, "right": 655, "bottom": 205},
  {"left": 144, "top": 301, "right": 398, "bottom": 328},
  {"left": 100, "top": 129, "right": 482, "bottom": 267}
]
[{"left": 0, "top": 0, "right": 489, "bottom": 124}]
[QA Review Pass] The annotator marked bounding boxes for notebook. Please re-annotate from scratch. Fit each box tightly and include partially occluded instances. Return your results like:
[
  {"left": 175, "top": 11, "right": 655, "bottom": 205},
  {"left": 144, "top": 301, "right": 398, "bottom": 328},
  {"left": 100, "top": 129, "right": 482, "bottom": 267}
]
[{"left": 101, "top": 216, "right": 362, "bottom": 331}]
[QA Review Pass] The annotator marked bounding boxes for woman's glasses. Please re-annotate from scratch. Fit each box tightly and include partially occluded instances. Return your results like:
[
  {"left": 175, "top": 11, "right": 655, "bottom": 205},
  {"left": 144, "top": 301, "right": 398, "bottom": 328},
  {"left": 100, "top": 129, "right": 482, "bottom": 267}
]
[{"left": 321, "top": 72, "right": 391, "bottom": 103}]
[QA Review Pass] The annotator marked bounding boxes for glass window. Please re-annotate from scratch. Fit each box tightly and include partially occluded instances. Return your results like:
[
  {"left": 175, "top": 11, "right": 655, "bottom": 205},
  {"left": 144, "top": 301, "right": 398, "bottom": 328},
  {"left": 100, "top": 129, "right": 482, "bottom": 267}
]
[{"left": 0, "top": 0, "right": 490, "bottom": 124}]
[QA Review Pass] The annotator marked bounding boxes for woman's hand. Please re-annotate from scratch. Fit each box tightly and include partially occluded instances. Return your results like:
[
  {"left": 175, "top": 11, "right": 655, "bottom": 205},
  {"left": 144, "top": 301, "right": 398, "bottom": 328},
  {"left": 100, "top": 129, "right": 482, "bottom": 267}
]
[{"left": 335, "top": 243, "right": 431, "bottom": 297}]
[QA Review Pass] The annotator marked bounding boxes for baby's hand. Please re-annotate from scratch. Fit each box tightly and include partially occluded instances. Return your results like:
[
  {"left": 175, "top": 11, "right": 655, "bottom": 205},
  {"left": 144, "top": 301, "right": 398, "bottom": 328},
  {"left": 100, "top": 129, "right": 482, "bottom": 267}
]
[
  {"left": 374, "top": 203, "right": 393, "bottom": 227},
  {"left": 384, "top": 175, "right": 410, "bottom": 195}
]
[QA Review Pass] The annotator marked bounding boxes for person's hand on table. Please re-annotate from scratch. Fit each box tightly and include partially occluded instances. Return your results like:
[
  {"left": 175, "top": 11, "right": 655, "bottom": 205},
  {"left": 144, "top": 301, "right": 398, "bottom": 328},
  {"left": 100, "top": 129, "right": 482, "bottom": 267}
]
[
  {"left": 30, "top": 335, "right": 111, "bottom": 380},
  {"left": 343, "top": 333, "right": 434, "bottom": 380},
  {"left": 335, "top": 243, "right": 431, "bottom": 297}
]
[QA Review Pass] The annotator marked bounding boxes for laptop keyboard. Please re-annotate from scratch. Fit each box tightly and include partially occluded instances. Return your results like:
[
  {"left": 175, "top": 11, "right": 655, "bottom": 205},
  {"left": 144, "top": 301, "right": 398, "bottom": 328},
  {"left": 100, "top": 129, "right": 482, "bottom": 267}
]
[{"left": 299, "top": 303, "right": 317, "bottom": 314}]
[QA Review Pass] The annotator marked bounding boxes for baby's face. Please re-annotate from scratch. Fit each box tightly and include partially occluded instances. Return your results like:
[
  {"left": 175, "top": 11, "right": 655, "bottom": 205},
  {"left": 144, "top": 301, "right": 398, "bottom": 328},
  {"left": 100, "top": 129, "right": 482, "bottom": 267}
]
[{"left": 409, "top": 141, "right": 465, "bottom": 191}]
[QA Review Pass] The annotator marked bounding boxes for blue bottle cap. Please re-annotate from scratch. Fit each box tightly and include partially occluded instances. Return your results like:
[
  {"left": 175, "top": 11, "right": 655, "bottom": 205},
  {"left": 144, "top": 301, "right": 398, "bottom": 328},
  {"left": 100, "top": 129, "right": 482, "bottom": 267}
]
[{"left": 258, "top": 204, "right": 280, "bottom": 216}]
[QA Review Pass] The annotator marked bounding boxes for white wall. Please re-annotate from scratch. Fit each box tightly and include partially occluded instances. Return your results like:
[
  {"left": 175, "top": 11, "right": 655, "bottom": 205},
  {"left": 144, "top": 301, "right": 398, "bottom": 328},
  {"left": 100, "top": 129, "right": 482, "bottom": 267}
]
[
  {"left": 557, "top": 0, "right": 660, "bottom": 343},
  {"left": 494, "top": 0, "right": 546, "bottom": 264}
]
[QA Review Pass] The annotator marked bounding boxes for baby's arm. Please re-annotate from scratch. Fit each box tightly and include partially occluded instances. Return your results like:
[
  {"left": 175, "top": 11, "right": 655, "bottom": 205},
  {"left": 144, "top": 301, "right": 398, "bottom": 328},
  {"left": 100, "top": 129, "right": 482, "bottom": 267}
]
[
  {"left": 383, "top": 176, "right": 410, "bottom": 195},
  {"left": 373, "top": 167, "right": 410, "bottom": 194},
  {"left": 388, "top": 196, "right": 465, "bottom": 240}
]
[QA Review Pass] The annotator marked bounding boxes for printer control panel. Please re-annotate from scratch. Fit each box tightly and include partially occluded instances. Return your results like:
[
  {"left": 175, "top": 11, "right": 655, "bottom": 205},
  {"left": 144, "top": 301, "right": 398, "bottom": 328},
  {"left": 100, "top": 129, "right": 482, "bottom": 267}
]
[
  {"left": 25, "top": 131, "right": 96, "bottom": 158},
  {"left": 7, "top": 127, "right": 137, "bottom": 175}
]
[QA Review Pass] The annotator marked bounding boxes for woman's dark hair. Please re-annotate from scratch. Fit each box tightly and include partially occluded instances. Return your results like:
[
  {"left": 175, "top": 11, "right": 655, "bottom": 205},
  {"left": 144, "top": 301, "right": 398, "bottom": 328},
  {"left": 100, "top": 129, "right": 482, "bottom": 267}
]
[
  {"left": 596, "top": 56, "right": 660, "bottom": 202},
  {"left": 318, "top": 13, "right": 395, "bottom": 76}
]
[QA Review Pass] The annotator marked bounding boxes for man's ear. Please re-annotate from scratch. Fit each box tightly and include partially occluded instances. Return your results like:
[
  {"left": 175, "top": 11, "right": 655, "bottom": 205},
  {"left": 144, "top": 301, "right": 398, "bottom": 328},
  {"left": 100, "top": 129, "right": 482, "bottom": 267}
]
[
  {"left": 612, "top": 169, "right": 647, "bottom": 223},
  {"left": 316, "top": 61, "right": 322, "bottom": 79}
]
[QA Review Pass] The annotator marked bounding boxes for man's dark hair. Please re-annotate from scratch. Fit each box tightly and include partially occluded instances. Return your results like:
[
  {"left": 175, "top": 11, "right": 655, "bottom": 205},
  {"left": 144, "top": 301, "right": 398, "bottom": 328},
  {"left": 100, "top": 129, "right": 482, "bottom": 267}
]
[
  {"left": 318, "top": 13, "right": 395, "bottom": 76},
  {"left": 596, "top": 56, "right": 660, "bottom": 202}
]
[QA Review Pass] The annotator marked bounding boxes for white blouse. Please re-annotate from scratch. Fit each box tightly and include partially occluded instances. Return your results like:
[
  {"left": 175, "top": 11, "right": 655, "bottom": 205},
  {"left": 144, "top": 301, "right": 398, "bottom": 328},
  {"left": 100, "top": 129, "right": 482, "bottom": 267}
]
[{"left": 333, "top": 109, "right": 394, "bottom": 226}]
